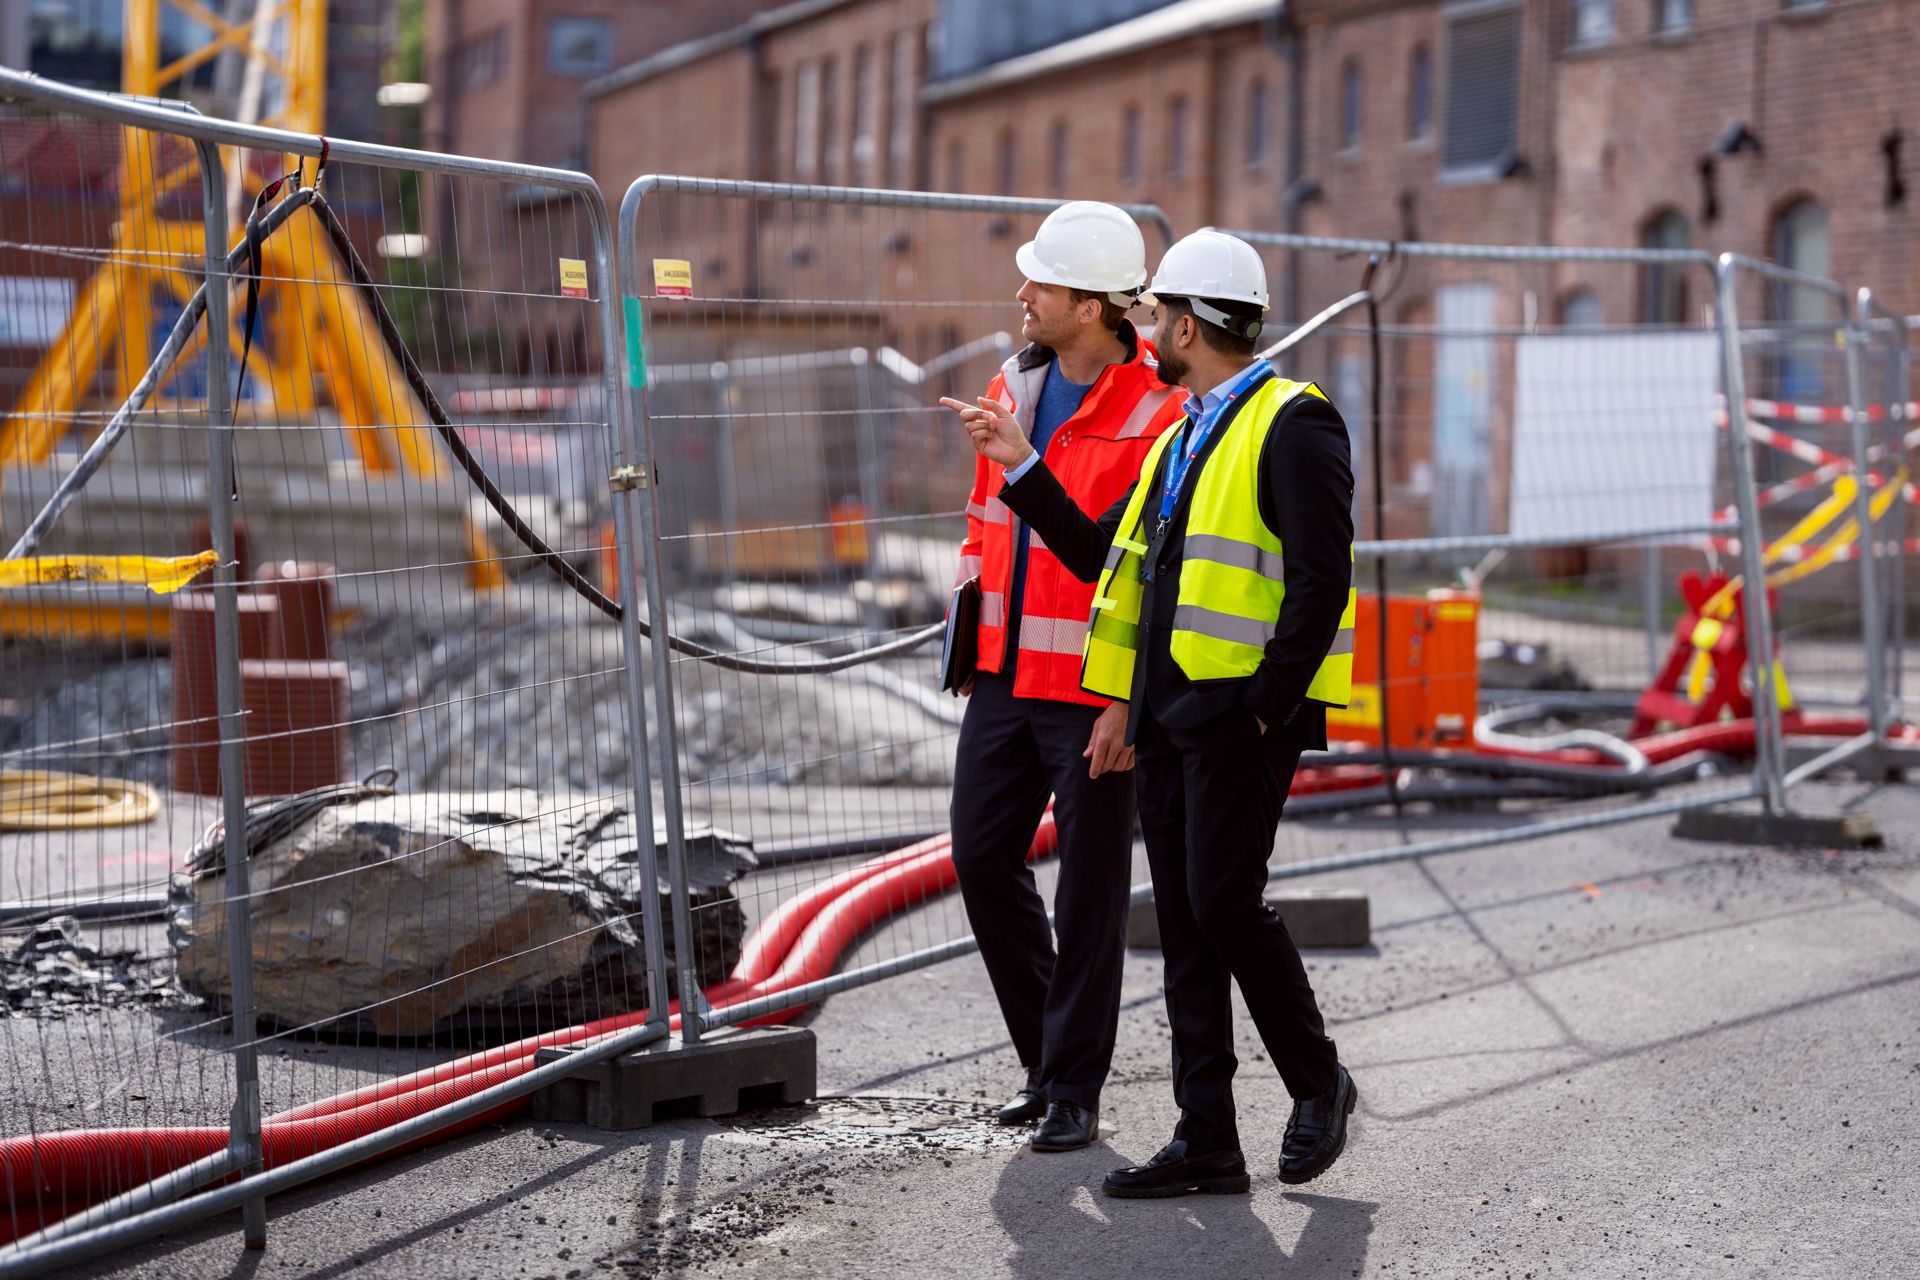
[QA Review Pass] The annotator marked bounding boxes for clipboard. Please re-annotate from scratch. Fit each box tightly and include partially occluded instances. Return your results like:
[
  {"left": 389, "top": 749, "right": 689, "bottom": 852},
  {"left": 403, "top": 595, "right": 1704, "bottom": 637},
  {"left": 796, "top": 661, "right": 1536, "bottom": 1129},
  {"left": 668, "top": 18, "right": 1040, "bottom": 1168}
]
[{"left": 940, "top": 577, "right": 981, "bottom": 693}]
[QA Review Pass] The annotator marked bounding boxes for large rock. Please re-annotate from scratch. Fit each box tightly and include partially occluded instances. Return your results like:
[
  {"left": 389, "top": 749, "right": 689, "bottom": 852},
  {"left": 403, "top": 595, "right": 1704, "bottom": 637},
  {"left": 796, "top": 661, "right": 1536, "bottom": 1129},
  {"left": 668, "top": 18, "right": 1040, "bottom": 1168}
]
[{"left": 168, "top": 791, "right": 752, "bottom": 1039}]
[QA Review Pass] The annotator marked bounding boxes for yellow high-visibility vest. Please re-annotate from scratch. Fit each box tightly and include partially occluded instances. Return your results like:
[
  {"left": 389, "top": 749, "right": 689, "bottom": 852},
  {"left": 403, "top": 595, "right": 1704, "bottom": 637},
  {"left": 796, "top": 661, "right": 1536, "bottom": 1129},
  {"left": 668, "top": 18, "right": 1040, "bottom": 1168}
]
[{"left": 1081, "top": 374, "right": 1357, "bottom": 705}]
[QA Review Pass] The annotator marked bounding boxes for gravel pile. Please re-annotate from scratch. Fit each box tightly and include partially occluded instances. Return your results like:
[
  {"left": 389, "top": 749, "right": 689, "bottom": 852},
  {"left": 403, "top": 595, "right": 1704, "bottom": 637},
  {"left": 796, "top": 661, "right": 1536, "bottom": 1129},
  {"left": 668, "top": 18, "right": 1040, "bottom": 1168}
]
[
  {"left": 1, "top": 916, "right": 181, "bottom": 1019},
  {"left": 1, "top": 586, "right": 958, "bottom": 794}
]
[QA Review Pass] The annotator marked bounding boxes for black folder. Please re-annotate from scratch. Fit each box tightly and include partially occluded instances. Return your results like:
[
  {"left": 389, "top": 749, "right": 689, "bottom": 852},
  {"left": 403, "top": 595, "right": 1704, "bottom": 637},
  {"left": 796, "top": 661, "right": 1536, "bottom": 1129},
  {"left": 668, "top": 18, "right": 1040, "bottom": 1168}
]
[{"left": 940, "top": 576, "right": 981, "bottom": 693}]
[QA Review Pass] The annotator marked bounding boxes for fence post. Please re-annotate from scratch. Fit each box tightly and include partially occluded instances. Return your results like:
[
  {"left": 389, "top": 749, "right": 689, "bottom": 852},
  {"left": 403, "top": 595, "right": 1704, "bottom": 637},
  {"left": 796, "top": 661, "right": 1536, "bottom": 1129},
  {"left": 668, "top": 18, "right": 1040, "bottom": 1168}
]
[
  {"left": 587, "top": 196, "right": 676, "bottom": 1032},
  {"left": 195, "top": 138, "right": 268, "bottom": 1250},
  {"left": 1713, "top": 255, "right": 1787, "bottom": 814},
  {"left": 1845, "top": 290, "right": 1889, "bottom": 743},
  {"left": 1888, "top": 312, "right": 1912, "bottom": 715},
  {"left": 617, "top": 177, "right": 704, "bottom": 1043},
  {"left": 855, "top": 350, "right": 887, "bottom": 641}
]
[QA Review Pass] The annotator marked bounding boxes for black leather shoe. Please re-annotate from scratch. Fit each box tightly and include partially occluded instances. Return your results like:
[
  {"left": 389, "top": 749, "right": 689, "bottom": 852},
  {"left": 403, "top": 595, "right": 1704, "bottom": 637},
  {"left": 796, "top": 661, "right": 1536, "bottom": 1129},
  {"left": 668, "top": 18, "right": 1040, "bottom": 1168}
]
[
  {"left": 1102, "top": 1139, "right": 1250, "bottom": 1198},
  {"left": 1030, "top": 1100, "right": 1098, "bottom": 1152},
  {"left": 1279, "top": 1065, "right": 1358, "bottom": 1185},
  {"left": 995, "top": 1071, "right": 1046, "bottom": 1126}
]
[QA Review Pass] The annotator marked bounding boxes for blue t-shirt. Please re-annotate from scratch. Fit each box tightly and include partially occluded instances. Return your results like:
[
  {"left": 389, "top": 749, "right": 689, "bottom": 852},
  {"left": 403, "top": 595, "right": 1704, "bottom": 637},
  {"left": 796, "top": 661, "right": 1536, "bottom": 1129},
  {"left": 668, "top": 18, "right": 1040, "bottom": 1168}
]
[{"left": 1006, "top": 360, "right": 1092, "bottom": 663}]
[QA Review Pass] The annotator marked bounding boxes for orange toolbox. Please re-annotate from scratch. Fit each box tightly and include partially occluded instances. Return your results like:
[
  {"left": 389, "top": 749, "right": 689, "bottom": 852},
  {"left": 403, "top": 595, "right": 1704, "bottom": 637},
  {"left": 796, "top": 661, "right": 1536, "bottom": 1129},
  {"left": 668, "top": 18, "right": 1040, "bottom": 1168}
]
[{"left": 1327, "top": 589, "right": 1480, "bottom": 749}]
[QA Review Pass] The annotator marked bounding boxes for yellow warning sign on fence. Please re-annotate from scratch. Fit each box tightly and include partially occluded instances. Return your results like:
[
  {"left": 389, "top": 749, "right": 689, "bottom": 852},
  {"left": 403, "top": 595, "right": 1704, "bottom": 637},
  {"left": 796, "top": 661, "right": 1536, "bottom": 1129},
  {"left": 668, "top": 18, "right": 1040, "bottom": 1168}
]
[
  {"left": 0, "top": 550, "right": 218, "bottom": 595},
  {"left": 558, "top": 258, "right": 589, "bottom": 299},
  {"left": 653, "top": 258, "right": 693, "bottom": 297}
]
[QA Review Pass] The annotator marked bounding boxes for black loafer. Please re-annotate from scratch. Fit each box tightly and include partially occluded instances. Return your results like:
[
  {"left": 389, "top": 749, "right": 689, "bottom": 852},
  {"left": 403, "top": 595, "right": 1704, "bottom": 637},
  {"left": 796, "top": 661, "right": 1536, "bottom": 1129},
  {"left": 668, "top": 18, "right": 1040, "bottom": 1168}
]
[
  {"left": 996, "top": 1070, "right": 1046, "bottom": 1126},
  {"left": 1030, "top": 1100, "right": 1098, "bottom": 1152},
  {"left": 1102, "top": 1139, "right": 1250, "bottom": 1198},
  {"left": 1279, "top": 1065, "right": 1357, "bottom": 1185}
]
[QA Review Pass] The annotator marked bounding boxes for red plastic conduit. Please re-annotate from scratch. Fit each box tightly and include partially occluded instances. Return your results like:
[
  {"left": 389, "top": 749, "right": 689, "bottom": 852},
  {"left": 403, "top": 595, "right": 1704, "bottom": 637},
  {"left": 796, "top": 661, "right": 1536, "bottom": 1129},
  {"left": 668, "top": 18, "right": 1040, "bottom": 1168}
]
[{"left": 0, "top": 818, "right": 1059, "bottom": 1239}]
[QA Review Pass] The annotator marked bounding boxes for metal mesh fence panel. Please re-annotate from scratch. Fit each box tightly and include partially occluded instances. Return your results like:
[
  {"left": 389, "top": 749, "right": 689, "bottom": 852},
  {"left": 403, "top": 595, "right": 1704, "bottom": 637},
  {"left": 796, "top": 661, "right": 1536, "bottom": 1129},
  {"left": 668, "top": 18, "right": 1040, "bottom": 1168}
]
[
  {"left": 1718, "top": 258, "right": 1904, "bottom": 781},
  {"left": 0, "top": 72, "right": 669, "bottom": 1259},
  {"left": 617, "top": 177, "right": 1175, "bottom": 1032},
  {"left": 1728, "top": 257, "right": 1889, "bottom": 740},
  {"left": 0, "top": 90, "right": 252, "bottom": 1236},
  {"left": 1214, "top": 232, "right": 1772, "bottom": 876}
]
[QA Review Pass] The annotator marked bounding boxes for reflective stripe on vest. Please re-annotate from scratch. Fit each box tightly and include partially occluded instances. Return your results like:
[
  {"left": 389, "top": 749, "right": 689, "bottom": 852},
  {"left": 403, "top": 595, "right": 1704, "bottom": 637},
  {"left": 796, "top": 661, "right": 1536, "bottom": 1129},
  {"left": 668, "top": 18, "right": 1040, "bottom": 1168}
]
[
  {"left": 981, "top": 590, "right": 1007, "bottom": 627},
  {"left": 1080, "top": 375, "right": 1357, "bottom": 707},
  {"left": 1017, "top": 613, "right": 1088, "bottom": 656}
]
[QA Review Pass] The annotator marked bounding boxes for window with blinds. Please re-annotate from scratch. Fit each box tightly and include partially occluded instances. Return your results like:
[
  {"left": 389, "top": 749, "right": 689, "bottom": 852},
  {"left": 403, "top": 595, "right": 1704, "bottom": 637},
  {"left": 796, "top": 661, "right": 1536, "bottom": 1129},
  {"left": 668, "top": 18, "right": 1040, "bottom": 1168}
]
[{"left": 1442, "top": 2, "right": 1522, "bottom": 178}]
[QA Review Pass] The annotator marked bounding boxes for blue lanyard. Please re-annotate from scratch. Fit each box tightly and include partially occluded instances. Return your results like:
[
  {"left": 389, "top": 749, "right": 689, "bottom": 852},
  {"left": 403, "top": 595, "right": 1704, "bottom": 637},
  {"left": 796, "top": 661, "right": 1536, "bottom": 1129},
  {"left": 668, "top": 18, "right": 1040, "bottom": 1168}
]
[{"left": 1157, "top": 361, "right": 1269, "bottom": 527}]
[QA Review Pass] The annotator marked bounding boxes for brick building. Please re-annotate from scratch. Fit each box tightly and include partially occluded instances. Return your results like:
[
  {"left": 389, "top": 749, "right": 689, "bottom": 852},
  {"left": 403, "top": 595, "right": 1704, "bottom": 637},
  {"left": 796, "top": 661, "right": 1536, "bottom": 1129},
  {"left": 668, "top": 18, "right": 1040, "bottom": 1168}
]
[
  {"left": 426, "top": 0, "right": 786, "bottom": 170},
  {"left": 563, "top": 0, "right": 1915, "bottom": 545}
]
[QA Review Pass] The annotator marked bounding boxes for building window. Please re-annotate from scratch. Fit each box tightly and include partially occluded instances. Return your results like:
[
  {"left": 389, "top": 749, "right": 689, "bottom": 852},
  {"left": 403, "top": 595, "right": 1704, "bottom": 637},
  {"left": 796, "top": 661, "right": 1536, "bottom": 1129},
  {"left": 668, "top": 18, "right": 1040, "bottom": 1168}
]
[
  {"left": 456, "top": 27, "right": 506, "bottom": 90},
  {"left": 1559, "top": 288, "right": 1602, "bottom": 327},
  {"left": 1657, "top": 0, "right": 1694, "bottom": 33},
  {"left": 852, "top": 46, "right": 878, "bottom": 186},
  {"left": 1771, "top": 197, "right": 1832, "bottom": 399},
  {"left": 1783, "top": 0, "right": 1828, "bottom": 10},
  {"left": 1168, "top": 95, "right": 1190, "bottom": 177},
  {"left": 1247, "top": 78, "right": 1270, "bottom": 169},
  {"left": 888, "top": 31, "right": 917, "bottom": 187},
  {"left": 794, "top": 62, "right": 821, "bottom": 182},
  {"left": 997, "top": 128, "right": 1016, "bottom": 195},
  {"left": 1442, "top": 3, "right": 1522, "bottom": 177},
  {"left": 819, "top": 57, "right": 840, "bottom": 184},
  {"left": 1340, "top": 59, "right": 1362, "bottom": 151},
  {"left": 547, "top": 17, "right": 609, "bottom": 76},
  {"left": 1050, "top": 119, "right": 1069, "bottom": 195},
  {"left": 1408, "top": 45, "right": 1432, "bottom": 141},
  {"left": 1639, "top": 208, "right": 1692, "bottom": 325},
  {"left": 1122, "top": 105, "right": 1142, "bottom": 186},
  {"left": 1569, "top": 0, "right": 1613, "bottom": 48}
]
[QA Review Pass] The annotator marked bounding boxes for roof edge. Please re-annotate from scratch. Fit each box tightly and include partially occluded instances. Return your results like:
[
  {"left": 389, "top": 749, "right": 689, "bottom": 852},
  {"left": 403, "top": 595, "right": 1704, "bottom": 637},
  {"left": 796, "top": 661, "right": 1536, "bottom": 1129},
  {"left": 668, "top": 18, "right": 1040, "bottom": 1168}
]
[
  {"left": 923, "top": 0, "right": 1280, "bottom": 105},
  {"left": 586, "top": 0, "right": 860, "bottom": 101}
]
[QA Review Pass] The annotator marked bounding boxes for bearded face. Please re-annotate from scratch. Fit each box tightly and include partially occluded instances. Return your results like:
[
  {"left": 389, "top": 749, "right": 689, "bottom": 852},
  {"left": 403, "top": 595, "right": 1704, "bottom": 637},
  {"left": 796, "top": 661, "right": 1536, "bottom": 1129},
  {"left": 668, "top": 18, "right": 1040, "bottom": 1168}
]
[{"left": 1151, "top": 305, "right": 1190, "bottom": 388}]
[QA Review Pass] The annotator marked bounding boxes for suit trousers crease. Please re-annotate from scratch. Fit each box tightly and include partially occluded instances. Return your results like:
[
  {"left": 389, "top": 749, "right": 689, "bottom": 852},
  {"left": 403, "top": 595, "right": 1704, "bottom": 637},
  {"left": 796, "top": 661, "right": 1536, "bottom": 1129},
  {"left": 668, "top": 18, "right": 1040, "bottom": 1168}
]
[
  {"left": 1134, "top": 704, "right": 1339, "bottom": 1154},
  {"left": 950, "top": 670, "right": 1134, "bottom": 1111}
]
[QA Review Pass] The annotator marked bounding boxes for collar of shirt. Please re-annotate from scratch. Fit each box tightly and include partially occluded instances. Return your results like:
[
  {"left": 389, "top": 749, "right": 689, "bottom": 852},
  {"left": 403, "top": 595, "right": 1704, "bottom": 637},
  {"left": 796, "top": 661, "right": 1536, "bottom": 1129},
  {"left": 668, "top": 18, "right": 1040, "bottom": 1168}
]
[{"left": 1176, "top": 359, "right": 1272, "bottom": 459}]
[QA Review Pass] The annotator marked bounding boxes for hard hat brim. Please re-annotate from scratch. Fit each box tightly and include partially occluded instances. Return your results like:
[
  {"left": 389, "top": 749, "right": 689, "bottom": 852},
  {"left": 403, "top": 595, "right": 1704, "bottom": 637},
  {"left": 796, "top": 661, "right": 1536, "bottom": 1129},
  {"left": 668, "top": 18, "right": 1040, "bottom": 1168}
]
[{"left": 1016, "top": 240, "right": 1073, "bottom": 290}]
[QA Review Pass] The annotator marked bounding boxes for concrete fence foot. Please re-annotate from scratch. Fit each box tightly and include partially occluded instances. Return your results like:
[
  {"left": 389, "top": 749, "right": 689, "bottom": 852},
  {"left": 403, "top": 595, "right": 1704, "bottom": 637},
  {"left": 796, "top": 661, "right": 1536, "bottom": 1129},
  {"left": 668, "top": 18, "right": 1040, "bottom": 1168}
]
[{"left": 531, "top": 1026, "right": 817, "bottom": 1130}]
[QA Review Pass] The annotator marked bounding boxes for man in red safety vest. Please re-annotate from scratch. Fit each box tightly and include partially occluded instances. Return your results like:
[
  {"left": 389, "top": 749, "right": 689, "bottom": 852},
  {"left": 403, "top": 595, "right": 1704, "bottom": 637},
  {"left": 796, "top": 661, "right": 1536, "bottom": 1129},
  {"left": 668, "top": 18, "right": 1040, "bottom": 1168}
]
[{"left": 936, "top": 201, "right": 1184, "bottom": 1152}]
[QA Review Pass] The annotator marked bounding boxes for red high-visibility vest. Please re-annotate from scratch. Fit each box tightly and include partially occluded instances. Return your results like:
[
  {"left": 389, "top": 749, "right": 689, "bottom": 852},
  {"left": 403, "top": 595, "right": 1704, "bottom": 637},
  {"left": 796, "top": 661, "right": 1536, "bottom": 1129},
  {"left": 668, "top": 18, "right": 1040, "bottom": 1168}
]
[{"left": 955, "top": 327, "right": 1183, "bottom": 707}]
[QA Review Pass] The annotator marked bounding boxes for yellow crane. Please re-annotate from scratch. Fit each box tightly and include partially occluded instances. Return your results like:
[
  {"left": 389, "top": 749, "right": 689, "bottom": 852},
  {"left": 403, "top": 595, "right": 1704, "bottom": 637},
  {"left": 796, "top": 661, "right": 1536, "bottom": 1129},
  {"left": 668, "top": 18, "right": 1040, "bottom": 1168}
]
[{"left": 2, "top": 0, "right": 444, "bottom": 524}]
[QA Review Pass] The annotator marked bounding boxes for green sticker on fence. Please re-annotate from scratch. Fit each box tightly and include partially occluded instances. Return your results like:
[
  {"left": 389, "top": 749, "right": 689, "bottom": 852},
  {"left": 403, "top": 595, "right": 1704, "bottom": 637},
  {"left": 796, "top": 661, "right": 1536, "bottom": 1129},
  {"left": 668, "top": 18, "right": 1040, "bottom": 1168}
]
[{"left": 623, "top": 296, "right": 647, "bottom": 389}]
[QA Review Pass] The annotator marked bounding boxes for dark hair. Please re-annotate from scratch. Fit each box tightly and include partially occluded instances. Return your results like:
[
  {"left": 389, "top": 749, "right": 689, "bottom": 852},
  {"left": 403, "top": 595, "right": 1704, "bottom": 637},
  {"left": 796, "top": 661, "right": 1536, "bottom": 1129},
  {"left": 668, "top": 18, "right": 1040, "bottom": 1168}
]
[
  {"left": 1159, "top": 296, "right": 1260, "bottom": 357},
  {"left": 1067, "top": 286, "right": 1131, "bottom": 333}
]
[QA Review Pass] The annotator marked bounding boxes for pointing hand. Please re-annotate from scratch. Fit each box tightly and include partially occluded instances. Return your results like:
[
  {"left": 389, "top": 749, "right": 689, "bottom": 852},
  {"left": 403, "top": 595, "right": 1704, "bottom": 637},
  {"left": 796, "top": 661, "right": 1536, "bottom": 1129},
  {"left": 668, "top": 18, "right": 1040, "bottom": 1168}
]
[{"left": 940, "top": 395, "right": 1034, "bottom": 471}]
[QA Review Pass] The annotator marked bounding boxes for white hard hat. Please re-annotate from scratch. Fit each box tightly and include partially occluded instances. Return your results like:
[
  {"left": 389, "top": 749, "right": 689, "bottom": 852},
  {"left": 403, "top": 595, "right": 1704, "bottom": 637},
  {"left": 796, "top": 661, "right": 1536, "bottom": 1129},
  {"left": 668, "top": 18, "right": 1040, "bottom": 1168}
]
[
  {"left": 1015, "top": 201, "right": 1149, "bottom": 306},
  {"left": 1144, "top": 229, "right": 1270, "bottom": 310}
]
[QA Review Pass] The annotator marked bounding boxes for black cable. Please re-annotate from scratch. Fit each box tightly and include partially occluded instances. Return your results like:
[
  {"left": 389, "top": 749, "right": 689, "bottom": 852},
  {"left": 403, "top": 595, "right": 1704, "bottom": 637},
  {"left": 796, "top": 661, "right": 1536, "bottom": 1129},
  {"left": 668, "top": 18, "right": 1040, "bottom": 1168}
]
[{"left": 1360, "top": 250, "right": 1402, "bottom": 816}]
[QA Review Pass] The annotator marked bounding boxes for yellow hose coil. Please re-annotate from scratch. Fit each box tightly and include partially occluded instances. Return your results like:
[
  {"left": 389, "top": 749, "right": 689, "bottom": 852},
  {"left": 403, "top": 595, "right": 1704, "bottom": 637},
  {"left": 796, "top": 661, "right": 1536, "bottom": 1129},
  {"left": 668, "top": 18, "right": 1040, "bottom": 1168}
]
[{"left": 0, "top": 771, "right": 162, "bottom": 830}]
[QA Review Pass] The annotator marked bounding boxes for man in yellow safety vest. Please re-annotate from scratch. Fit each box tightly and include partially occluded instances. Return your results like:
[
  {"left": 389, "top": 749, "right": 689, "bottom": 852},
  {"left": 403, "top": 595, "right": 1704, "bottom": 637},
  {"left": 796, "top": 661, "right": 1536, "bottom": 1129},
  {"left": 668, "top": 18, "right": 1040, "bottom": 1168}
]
[{"left": 952, "top": 229, "right": 1360, "bottom": 1197}]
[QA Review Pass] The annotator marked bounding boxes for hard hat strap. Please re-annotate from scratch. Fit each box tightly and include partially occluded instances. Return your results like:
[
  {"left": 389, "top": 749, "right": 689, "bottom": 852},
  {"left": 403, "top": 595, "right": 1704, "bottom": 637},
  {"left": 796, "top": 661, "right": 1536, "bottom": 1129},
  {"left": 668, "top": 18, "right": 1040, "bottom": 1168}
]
[{"left": 1186, "top": 295, "right": 1265, "bottom": 342}]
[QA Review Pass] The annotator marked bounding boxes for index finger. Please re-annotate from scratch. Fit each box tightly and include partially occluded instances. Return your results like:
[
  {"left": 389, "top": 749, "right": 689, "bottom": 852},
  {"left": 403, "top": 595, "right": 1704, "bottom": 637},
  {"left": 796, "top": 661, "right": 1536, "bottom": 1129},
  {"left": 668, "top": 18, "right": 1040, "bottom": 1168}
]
[{"left": 937, "top": 396, "right": 974, "bottom": 414}]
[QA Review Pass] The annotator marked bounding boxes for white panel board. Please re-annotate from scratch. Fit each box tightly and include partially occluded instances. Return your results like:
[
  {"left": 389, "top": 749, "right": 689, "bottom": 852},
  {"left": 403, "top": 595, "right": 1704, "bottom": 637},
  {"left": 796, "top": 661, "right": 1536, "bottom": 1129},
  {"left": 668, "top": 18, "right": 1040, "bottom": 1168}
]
[{"left": 1509, "top": 331, "right": 1721, "bottom": 541}]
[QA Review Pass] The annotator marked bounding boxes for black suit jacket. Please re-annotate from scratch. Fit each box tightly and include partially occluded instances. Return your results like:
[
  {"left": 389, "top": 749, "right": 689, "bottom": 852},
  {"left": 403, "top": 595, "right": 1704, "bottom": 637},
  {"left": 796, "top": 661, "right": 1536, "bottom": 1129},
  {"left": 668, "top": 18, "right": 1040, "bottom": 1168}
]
[{"left": 1000, "top": 368, "right": 1356, "bottom": 749}]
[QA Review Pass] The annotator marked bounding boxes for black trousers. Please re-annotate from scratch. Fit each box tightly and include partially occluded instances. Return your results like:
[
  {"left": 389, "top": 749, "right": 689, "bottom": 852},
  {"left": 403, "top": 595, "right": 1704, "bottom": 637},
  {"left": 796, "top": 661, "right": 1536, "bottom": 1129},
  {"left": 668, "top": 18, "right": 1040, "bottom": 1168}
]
[
  {"left": 950, "top": 670, "right": 1135, "bottom": 1111},
  {"left": 1134, "top": 702, "right": 1339, "bottom": 1153}
]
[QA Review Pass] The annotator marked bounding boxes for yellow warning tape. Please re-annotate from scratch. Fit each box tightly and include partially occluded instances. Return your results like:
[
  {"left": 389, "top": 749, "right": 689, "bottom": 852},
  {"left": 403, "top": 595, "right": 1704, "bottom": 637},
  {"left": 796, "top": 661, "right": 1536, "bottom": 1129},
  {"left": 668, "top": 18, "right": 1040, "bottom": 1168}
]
[{"left": 0, "top": 550, "right": 218, "bottom": 595}]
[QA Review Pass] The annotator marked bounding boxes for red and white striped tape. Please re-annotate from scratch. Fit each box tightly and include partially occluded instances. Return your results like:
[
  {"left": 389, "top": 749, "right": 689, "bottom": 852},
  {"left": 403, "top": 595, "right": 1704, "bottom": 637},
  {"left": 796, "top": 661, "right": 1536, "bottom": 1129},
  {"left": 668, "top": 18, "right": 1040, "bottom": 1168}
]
[
  {"left": 1701, "top": 537, "right": 1920, "bottom": 562},
  {"left": 1745, "top": 397, "right": 1920, "bottom": 425}
]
